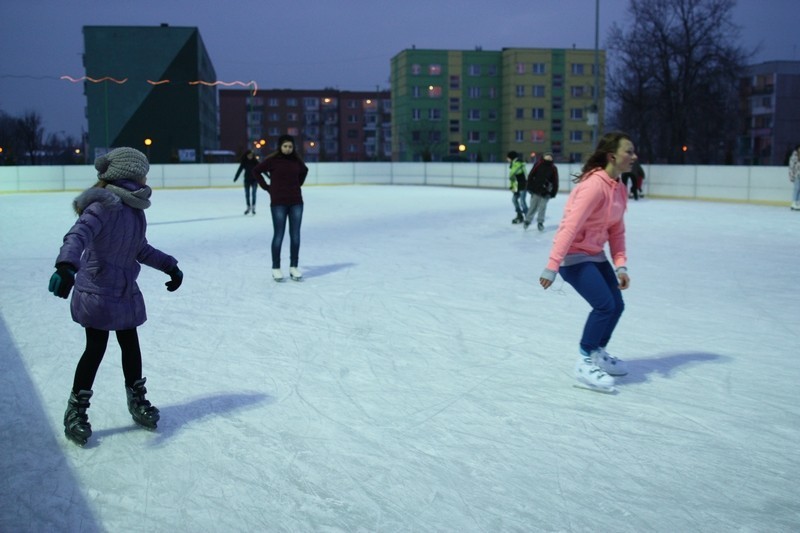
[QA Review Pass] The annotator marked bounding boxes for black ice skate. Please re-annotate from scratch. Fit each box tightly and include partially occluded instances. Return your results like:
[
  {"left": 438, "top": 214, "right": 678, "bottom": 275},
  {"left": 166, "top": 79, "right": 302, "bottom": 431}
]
[
  {"left": 126, "top": 377, "right": 160, "bottom": 429},
  {"left": 64, "top": 389, "right": 93, "bottom": 446}
]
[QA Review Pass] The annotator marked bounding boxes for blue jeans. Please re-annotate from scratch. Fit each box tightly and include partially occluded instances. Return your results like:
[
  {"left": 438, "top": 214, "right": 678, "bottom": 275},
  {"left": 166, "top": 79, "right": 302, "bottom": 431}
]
[
  {"left": 270, "top": 204, "right": 303, "bottom": 268},
  {"left": 793, "top": 178, "right": 800, "bottom": 205},
  {"left": 244, "top": 180, "right": 257, "bottom": 207},
  {"left": 558, "top": 261, "right": 624, "bottom": 354}
]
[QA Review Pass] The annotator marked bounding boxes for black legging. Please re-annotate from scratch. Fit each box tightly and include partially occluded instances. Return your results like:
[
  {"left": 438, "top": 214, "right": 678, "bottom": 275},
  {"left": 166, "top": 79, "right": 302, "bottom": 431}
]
[{"left": 72, "top": 327, "right": 142, "bottom": 393}]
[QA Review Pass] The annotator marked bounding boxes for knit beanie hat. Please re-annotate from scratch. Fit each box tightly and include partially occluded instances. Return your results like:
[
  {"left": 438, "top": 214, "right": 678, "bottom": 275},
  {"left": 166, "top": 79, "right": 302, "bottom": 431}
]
[
  {"left": 95, "top": 147, "right": 149, "bottom": 185},
  {"left": 507, "top": 151, "right": 518, "bottom": 160},
  {"left": 278, "top": 134, "right": 296, "bottom": 147}
]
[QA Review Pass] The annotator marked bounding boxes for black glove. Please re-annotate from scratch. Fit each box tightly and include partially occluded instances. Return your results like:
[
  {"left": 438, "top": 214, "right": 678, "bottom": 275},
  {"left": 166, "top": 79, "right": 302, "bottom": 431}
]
[
  {"left": 165, "top": 266, "right": 183, "bottom": 292},
  {"left": 49, "top": 263, "right": 76, "bottom": 299}
]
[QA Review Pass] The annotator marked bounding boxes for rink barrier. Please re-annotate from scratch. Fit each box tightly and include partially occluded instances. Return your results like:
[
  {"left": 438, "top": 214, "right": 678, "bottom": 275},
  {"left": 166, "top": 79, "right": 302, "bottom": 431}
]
[{"left": 0, "top": 162, "right": 793, "bottom": 205}]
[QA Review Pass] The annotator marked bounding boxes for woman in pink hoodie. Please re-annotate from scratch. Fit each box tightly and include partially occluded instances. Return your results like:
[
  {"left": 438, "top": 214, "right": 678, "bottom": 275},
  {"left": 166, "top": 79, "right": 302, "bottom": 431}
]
[{"left": 539, "top": 132, "right": 637, "bottom": 392}]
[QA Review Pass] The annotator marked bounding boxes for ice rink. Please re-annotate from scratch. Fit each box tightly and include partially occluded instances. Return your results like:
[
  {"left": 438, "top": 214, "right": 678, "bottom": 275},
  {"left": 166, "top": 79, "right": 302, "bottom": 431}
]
[{"left": 1, "top": 184, "right": 798, "bottom": 532}]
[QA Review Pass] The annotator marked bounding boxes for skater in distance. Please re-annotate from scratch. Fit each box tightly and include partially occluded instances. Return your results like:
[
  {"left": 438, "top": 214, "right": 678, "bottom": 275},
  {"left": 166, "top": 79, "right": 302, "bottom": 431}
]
[
  {"left": 252, "top": 134, "right": 309, "bottom": 282},
  {"left": 234, "top": 149, "right": 259, "bottom": 215},
  {"left": 49, "top": 147, "right": 183, "bottom": 445},
  {"left": 539, "top": 132, "right": 636, "bottom": 393},
  {"left": 507, "top": 151, "right": 528, "bottom": 224}
]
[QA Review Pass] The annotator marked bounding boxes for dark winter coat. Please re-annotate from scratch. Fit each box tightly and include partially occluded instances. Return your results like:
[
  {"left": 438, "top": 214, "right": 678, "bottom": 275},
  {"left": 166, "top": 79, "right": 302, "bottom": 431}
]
[
  {"left": 55, "top": 181, "right": 177, "bottom": 331},
  {"left": 526, "top": 160, "right": 559, "bottom": 198},
  {"left": 251, "top": 153, "right": 309, "bottom": 206},
  {"left": 234, "top": 155, "right": 259, "bottom": 184}
]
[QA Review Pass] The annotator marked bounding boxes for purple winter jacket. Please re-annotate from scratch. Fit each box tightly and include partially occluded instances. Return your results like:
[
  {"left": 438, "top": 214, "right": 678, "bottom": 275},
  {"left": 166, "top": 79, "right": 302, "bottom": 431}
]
[{"left": 55, "top": 182, "right": 177, "bottom": 331}]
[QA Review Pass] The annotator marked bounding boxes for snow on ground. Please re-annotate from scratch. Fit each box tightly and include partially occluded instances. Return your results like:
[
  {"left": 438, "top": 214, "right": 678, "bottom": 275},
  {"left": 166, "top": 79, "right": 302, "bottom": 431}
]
[{"left": 1, "top": 184, "right": 798, "bottom": 532}]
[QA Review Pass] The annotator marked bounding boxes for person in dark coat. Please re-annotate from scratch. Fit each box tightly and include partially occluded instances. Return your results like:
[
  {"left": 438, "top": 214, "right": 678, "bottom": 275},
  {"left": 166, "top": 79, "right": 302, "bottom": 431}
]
[
  {"left": 234, "top": 149, "right": 259, "bottom": 215},
  {"left": 523, "top": 152, "right": 559, "bottom": 231},
  {"left": 48, "top": 147, "right": 183, "bottom": 446},
  {"left": 252, "top": 134, "right": 309, "bottom": 282}
]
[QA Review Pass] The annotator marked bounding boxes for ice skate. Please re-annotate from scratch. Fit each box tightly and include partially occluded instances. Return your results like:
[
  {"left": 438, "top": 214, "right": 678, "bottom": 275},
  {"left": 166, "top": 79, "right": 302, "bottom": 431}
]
[
  {"left": 126, "top": 378, "right": 160, "bottom": 429},
  {"left": 272, "top": 268, "right": 285, "bottom": 282},
  {"left": 244, "top": 206, "right": 251, "bottom": 215},
  {"left": 537, "top": 222, "right": 544, "bottom": 231},
  {"left": 591, "top": 347, "right": 629, "bottom": 376},
  {"left": 512, "top": 213, "right": 523, "bottom": 224},
  {"left": 289, "top": 267, "right": 303, "bottom": 281},
  {"left": 574, "top": 354, "right": 616, "bottom": 393},
  {"left": 64, "top": 389, "right": 93, "bottom": 446}
]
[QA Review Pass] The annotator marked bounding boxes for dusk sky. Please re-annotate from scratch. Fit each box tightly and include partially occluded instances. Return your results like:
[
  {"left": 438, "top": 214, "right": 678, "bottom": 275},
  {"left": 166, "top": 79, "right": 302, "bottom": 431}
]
[{"left": 1, "top": 0, "right": 796, "bottom": 140}]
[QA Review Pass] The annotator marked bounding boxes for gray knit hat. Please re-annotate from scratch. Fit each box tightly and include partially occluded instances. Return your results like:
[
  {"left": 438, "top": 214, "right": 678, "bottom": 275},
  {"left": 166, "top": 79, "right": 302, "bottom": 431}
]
[{"left": 95, "top": 147, "right": 149, "bottom": 184}]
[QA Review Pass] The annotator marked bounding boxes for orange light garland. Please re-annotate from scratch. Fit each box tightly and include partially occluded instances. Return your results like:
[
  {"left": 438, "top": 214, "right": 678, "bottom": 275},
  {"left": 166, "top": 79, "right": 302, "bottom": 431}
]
[{"left": 61, "top": 75, "right": 258, "bottom": 95}]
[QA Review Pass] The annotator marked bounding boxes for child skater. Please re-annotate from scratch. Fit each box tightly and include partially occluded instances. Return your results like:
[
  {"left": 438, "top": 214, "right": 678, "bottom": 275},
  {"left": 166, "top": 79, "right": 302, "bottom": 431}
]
[
  {"left": 49, "top": 147, "right": 183, "bottom": 445},
  {"left": 252, "top": 134, "right": 309, "bottom": 282},
  {"left": 234, "top": 149, "right": 259, "bottom": 215},
  {"left": 539, "top": 132, "right": 636, "bottom": 392}
]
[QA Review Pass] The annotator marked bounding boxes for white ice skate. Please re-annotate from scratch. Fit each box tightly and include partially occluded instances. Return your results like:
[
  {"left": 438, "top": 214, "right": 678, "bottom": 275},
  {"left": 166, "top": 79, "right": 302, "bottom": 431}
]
[
  {"left": 272, "top": 268, "right": 284, "bottom": 282},
  {"left": 574, "top": 355, "right": 616, "bottom": 393},
  {"left": 289, "top": 267, "right": 303, "bottom": 281},
  {"left": 591, "top": 347, "right": 629, "bottom": 376}
]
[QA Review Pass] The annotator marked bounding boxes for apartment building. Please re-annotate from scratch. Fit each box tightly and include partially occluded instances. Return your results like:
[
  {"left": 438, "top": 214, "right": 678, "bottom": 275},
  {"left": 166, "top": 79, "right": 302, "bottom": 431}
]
[{"left": 390, "top": 47, "right": 605, "bottom": 163}]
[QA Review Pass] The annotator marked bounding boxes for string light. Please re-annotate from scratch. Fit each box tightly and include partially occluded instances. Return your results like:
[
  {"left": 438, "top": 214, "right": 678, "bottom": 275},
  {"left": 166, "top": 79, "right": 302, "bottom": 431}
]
[{"left": 61, "top": 75, "right": 258, "bottom": 95}]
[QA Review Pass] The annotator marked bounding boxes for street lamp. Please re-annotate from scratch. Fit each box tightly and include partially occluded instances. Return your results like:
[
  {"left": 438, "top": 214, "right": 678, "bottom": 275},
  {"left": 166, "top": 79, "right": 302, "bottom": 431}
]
[{"left": 144, "top": 138, "right": 152, "bottom": 160}]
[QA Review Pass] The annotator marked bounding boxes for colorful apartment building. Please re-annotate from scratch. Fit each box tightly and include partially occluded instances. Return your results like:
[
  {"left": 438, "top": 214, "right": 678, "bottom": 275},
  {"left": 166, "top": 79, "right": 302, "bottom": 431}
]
[{"left": 390, "top": 47, "right": 605, "bottom": 163}]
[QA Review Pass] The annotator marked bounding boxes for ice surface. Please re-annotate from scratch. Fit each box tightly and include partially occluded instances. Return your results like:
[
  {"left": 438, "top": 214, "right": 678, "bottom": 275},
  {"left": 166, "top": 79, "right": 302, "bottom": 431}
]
[{"left": 1, "top": 185, "right": 798, "bottom": 532}]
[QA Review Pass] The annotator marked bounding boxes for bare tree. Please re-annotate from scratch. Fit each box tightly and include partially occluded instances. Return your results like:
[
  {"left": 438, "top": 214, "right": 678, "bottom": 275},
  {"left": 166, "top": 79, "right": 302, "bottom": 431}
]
[
  {"left": 607, "top": 0, "right": 749, "bottom": 163},
  {"left": 16, "top": 111, "right": 45, "bottom": 165}
]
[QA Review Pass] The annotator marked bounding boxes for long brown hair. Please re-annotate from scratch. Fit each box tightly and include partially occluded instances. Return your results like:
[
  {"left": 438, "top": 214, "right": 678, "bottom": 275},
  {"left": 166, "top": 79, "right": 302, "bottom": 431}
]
[{"left": 573, "top": 131, "right": 632, "bottom": 183}]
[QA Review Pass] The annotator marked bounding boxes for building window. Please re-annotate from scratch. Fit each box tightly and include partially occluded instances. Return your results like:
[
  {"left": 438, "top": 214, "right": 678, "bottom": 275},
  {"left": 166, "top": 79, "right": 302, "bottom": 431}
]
[
  {"left": 429, "top": 64, "right": 442, "bottom": 75},
  {"left": 450, "top": 119, "right": 460, "bottom": 132},
  {"left": 468, "top": 64, "right": 481, "bottom": 76},
  {"left": 553, "top": 74, "right": 563, "bottom": 88},
  {"left": 532, "top": 63, "right": 546, "bottom": 74},
  {"left": 571, "top": 63, "right": 585, "bottom": 75},
  {"left": 488, "top": 87, "right": 498, "bottom": 99},
  {"left": 411, "top": 64, "right": 421, "bottom": 75},
  {"left": 487, "top": 65, "right": 497, "bottom": 76},
  {"left": 468, "top": 109, "right": 481, "bottom": 120},
  {"left": 411, "top": 109, "right": 421, "bottom": 121},
  {"left": 304, "top": 97, "right": 319, "bottom": 109},
  {"left": 268, "top": 127, "right": 280, "bottom": 136},
  {"left": 268, "top": 112, "right": 280, "bottom": 121},
  {"left": 532, "top": 85, "right": 545, "bottom": 97},
  {"left": 515, "top": 108, "right": 524, "bottom": 119},
  {"left": 347, "top": 114, "right": 359, "bottom": 123},
  {"left": 552, "top": 119, "right": 562, "bottom": 132},
  {"left": 450, "top": 75, "right": 460, "bottom": 89},
  {"left": 428, "top": 108, "right": 441, "bottom": 120},
  {"left": 531, "top": 108, "right": 545, "bottom": 119},
  {"left": 570, "top": 86, "right": 585, "bottom": 97},
  {"left": 468, "top": 131, "right": 480, "bottom": 142},
  {"left": 429, "top": 131, "right": 442, "bottom": 142},
  {"left": 569, "top": 130, "right": 583, "bottom": 142},
  {"left": 428, "top": 86, "right": 442, "bottom": 98},
  {"left": 287, "top": 112, "right": 298, "bottom": 121},
  {"left": 488, "top": 109, "right": 498, "bottom": 121},
  {"left": 347, "top": 100, "right": 357, "bottom": 109},
  {"left": 412, "top": 86, "right": 421, "bottom": 98},
  {"left": 516, "top": 85, "right": 525, "bottom": 97},
  {"left": 468, "top": 87, "right": 481, "bottom": 98},
  {"left": 570, "top": 108, "right": 584, "bottom": 120},
  {"left": 487, "top": 131, "right": 497, "bottom": 143},
  {"left": 569, "top": 152, "right": 583, "bottom": 163},
  {"left": 553, "top": 97, "right": 563, "bottom": 110},
  {"left": 268, "top": 98, "right": 279, "bottom": 107},
  {"left": 516, "top": 62, "right": 526, "bottom": 74},
  {"left": 531, "top": 130, "right": 545, "bottom": 143},
  {"left": 515, "top": 130, "right": 525, "bottom": 142},
  {"left": 287, "top": 98, "right": 297, "bottom": 106},
  {"left": 449, "top": 97, "right": 460, "bottom": 111}
]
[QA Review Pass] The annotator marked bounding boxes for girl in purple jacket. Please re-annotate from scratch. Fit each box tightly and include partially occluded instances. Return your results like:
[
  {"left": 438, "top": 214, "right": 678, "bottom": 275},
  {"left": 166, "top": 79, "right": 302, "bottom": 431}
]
[
  {"left": 49, "top": 147, "right": 183, "bottom": 445},
  {"left": 539, "top": 132, "right": 636, "bottom": 393}
]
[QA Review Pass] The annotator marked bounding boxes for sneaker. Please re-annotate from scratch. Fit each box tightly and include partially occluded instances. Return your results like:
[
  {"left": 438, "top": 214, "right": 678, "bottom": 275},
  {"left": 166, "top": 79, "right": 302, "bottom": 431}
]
[
  {"left": 574, "top": 354, "right": 615, "bottom": 392},
  {"left": 537, "top": 222, "right": 544, "bottom": 231},
  {"left": 289, "top": 267, "right": 302, "bottom": 281},
  {"left": 591, "top": 347, "right": 629, "bottom": 376},
  {"left": 272, "top": 269, "right": 284, "bottom": 282}
]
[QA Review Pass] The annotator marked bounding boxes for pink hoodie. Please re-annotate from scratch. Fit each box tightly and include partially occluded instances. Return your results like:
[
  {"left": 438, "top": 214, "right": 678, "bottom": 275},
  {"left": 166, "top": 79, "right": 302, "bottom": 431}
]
[{"left": 545, "top": 168, "right": 627, "bottom": 272}]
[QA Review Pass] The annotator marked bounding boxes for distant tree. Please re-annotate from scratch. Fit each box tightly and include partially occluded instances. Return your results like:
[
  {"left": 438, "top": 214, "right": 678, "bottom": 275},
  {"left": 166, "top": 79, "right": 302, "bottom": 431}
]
[
  {"left": 0, "top": 111, "right": 23, "bottom": 165},
  {"left": 606, "top": 0, "right": 749, "bottom": 163},
  {"left": 17, "top": 111, "right": 45, "bottom": 165}
]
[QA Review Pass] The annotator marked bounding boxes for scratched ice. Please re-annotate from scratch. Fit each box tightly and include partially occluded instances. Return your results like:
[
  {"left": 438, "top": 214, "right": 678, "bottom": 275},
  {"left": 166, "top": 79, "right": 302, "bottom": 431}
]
[{"left": 1, "top": 185, "right": 798, "bottom": 532}]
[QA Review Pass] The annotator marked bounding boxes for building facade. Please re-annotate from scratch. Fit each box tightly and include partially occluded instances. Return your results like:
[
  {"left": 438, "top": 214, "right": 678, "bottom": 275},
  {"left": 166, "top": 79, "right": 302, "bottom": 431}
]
[
  {"left": 738, "top": 61, "right": 800, "bottom": 165},
  {"left": 219, "top": 89, "right": 391, "bottom": 162},
  {"left": 83, "top": 25, "right": 218, "bottom": 164},
  {"left": 390, "top": 47, "right": 605, "bottom": 163}
]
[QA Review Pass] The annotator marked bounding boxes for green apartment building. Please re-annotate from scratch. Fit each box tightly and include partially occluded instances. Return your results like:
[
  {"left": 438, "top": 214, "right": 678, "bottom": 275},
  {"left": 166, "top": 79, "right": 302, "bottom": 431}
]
[
  {"left": 390, "top": 47, "right": 605, "bottom": 163},
  {"left": 83, "top": 25, "right": 218, "bottom": 163}
]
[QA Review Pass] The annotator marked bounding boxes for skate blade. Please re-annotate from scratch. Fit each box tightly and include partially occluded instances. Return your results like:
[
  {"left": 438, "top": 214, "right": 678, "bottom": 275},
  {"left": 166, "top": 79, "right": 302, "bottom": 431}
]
[
  {"left": 573, "top": 383, "right": 617, "bottom": 394},
  {"left": 290, "top": 276, "right": 303, "bottom": 282},
  {"left": 273, "top": 278, "right": 286, "bottom": 283}
]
